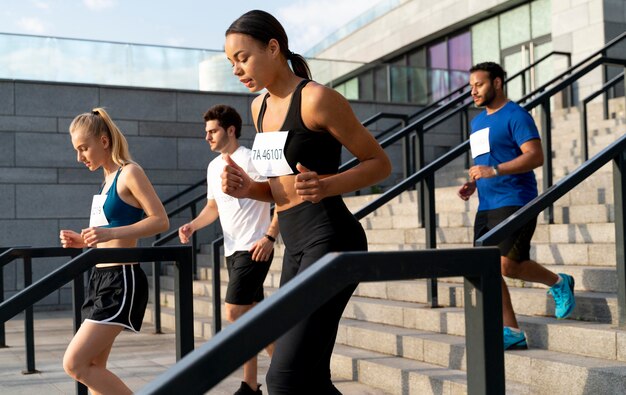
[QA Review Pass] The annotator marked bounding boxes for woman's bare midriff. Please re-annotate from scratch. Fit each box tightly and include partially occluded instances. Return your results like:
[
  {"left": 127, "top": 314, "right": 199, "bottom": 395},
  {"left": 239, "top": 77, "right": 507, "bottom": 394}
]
[
  {"left": 94, "top": 238, "right": 139, "bottom": 268},
  {"left": 270, "top": 174, "right": 333, "bottom": 211}
]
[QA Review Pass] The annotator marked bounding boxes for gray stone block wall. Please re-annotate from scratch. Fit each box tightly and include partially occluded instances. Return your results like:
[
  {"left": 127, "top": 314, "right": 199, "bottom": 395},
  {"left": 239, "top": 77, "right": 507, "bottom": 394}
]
[{"left": 0, "top": 78, "right": 448, "bottom": 308}]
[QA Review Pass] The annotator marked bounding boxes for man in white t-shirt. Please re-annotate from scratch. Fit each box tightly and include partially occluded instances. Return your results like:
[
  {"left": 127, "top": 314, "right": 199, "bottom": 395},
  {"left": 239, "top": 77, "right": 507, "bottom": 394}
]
[{"left": 179, "top": 104, "right": 277, "bottom": 395}]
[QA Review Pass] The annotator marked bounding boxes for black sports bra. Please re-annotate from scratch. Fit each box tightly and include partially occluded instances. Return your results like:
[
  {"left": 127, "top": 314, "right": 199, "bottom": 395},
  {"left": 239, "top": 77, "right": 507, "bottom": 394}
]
[{"left": 256, "top": 79, "right": 341, "bottom": 175}]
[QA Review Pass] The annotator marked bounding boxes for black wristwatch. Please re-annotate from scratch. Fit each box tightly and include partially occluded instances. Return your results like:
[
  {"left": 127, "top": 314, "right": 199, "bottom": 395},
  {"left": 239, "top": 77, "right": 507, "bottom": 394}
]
[{"left": 264, "top": 234, "right": 276, "bottom": 242}]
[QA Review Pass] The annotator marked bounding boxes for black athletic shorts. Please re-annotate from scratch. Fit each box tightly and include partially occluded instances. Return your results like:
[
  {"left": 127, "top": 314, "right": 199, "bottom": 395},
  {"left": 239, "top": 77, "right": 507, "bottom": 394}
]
[
  {"left": 225, "top": 250, "right": 272, "bottom": 305},
  {"left": 82, "top": 264, "right": 149, "bottom": 332},
  {"left": 474, "top": 205, "right": 536, "bottom": 262}
]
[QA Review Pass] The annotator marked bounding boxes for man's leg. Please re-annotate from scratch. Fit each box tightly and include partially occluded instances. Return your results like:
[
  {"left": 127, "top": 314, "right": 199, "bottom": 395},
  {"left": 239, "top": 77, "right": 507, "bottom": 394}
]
[
  {"left": 501, "top": 256, "right": 559, "bottom": 287},
  {"left": 500, "top": 275, "right": 519, "bottom": 328},
  {"left": 225, "top": 303, "right": 259, "bottom": 390}
]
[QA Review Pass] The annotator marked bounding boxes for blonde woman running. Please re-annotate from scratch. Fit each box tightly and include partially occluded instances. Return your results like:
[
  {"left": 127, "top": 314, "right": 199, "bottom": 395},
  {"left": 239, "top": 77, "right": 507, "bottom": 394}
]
[{"left": 60, "top": 108, "right": 169, "bottom": 394}]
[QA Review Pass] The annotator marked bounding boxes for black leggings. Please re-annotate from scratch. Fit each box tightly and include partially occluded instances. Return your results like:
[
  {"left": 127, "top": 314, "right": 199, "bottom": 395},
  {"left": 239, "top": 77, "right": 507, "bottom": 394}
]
[{"left": 266, "top": 196, "right": 367, "bottom": 395}]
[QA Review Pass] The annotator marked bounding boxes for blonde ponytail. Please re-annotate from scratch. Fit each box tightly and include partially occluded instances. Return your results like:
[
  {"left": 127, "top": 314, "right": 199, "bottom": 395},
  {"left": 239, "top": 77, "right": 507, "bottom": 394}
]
[{"left": 69, "top": 107, "right": 133, "bottom": 167}]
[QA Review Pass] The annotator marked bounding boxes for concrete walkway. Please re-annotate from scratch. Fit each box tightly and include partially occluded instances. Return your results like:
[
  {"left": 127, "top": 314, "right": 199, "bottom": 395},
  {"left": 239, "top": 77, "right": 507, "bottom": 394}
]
[{"left": 0, "top": 311, "right": 387, "bottom": 394}]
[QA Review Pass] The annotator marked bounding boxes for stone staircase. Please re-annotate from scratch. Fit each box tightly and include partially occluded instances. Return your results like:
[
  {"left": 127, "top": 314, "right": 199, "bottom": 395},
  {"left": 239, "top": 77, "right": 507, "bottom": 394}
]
[{"left": 146, "top": 98, "right": 626, "bottom": 394}]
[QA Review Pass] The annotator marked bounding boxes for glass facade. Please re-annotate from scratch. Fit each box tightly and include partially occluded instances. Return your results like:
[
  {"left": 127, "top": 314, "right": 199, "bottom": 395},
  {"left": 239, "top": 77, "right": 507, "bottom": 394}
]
[
  {"left": 333, "top": 0, "right": 552, "bottom": 104},
  {"left": 0, "top": 33, "right": 366, "bottom": 93}
]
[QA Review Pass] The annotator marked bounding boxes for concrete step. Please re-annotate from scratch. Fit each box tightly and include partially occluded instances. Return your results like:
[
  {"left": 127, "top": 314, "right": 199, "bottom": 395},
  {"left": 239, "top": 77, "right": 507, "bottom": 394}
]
[
  {"left": 333, "top": 320, "right": 626, "bottom": 394},
  {"left": 188, "top": 255, "right": 617, "bottom": 297},
  {"left": 331, "top": 344, "right": 533, "bottom": 395}
]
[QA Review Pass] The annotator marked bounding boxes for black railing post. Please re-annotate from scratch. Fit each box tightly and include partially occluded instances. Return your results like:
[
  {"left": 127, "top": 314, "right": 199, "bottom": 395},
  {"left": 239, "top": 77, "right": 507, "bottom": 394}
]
[
  {"left": 463, "top": 264, "right": 504, "bottom": 395},
  {"left": 461, "top": 107, "right": 470, "bottom": 169},
  {"left": 602, "top": 64, "right": 609, "bottom": 119},
  {"left": 580, "top": 102, "right": 589, "bottom": 162},
  {"left": 567, "top": 54, "right": 573, "bottom": 108},
  {"left": 174, "top": 248, "right": 194, "bottom": 360},
  {"left": 22, "top": 255, "right": 38, "bottom": 374},
  {"left": 416, "top": 124, "right": 425, "bottom": 227},
  {"left": 615, "top": 148, "right": 626, "bottom": 328},
  {"left": 190, "top": 206, "right": 198, "bottom": 279},
  {"left": 424, "top": 173, "right": 439, "bottom": 307},
  {"left": 0, "top": 259, "right": 5, "bottom": 348},
  {"left": 72, "top": 271, "right": 88, "bottom": 395},
  {"left": 152, "top": 261, "right": 162, "bottom": 334},
  {"left": 212, "top": 240, "right": 222, "bottom": 335},
  {"left": 540, "top": 98, "right": 554, "bottom": 223}
]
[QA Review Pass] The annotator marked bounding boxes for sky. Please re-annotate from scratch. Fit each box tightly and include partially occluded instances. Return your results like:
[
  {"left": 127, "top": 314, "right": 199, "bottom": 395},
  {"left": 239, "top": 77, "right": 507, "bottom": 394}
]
[{"left": 0, "top": 0, "right": 384, "bottom": 54}]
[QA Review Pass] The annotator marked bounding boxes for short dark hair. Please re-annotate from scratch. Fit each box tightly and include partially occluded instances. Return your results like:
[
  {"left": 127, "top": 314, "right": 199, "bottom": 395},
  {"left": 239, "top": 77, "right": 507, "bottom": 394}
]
[
  {"left": 203, "top": 104, "right": 242, "bottom": 138},
  {"left": 470, "top": 62, "right": 506, "bottom": 84}
]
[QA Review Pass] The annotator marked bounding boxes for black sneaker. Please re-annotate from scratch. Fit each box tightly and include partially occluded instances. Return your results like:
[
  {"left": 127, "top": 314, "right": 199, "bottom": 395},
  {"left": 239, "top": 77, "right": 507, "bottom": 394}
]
[{"left": 234, "top": 381, "right": 262, "bottom": 395}]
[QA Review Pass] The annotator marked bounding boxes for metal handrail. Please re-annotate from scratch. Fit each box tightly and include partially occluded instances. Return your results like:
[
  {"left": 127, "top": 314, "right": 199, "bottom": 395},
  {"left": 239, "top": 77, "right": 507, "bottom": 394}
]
[
  {"left": 161, "top": 179, "right": 205, "bottom": 206},
  {"left": 0, "top": 247, "right": 81, "bottom": 373},
  {"left": 518, "top": 31, "right": 626, "bottom": 104},
  {"left": 138, "top": 248, "right": 504, "bottom": 395},
  {"left": 580, "top": 71, "right": 625, "bottom": 161},
  {"left": 0, "top": 246, "right": 194, "bottom": 395}
]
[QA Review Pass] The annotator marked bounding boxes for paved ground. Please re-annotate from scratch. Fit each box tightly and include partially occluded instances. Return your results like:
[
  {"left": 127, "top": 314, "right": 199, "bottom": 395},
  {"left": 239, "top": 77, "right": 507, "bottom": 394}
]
[{"left": 0, "top": 311, "right": 387, "bottom": 394}]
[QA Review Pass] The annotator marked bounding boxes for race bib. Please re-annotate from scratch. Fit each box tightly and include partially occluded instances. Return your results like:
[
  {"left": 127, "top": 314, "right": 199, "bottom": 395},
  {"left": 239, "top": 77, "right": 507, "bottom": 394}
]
[
  {"left": 250, "top": 131, "right": 293, "bottom": 176},
  {"left": 470, "top": 127, "right": 490, "bottom": 159},
  {"left": 89, "top": 194, "right": 109, "bottom": 227}
]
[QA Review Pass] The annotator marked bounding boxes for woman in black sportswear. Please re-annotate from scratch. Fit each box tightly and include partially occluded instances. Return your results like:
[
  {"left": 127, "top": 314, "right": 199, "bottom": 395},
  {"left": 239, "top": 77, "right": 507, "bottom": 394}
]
[{"left": 222, "top": 10, "right": 391, "bottom": 395}]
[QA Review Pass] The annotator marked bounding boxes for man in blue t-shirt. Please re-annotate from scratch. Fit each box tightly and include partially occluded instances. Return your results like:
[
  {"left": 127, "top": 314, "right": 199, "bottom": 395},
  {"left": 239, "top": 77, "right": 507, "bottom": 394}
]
[{"left": 458, "top": 62, "right": 576, "bottom": 350}]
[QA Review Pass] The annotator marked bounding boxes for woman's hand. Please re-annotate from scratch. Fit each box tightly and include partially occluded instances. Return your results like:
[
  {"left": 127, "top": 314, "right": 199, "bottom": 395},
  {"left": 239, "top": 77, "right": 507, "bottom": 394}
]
[
  {"left": 295, "top": 163, "right": 326, "bottom": 203},
  {"left": 80, "top": 227, "right": 114, "bottom": 247},
  {"left": 221, "top": 154, "right": 253, "bottom": 199},
  {"left": 59, "top": 230, "right": 86, "bottom": 249}
]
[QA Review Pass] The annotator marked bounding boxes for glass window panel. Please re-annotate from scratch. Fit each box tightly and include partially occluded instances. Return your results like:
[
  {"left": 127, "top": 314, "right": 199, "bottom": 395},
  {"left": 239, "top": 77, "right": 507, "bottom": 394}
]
[
  {"left": 390, "top": 65, "right": 409, "bottom": 102},
  {"left": 359, "top": 71, "right": 374, "bottom": 101},
  {"left": 408, "top": 48, "right": 426, "bottom": 68},
  {"left": 343, "top": 77, "right": 359, "bottom": 100},
  {"left": 450, "top": 70, "right": 470, "bottom": 92},
  {"left": 531, "top": 0, "right": 551, "bottom": 38},
  {"left": 471, "top": 17, "right": 500, "bottom": 64},
  {"left": 428, "top": 68, "right": 449, "bottom": 102},
  {"left": 499, "top": 5, "right": 531, "bottom": 49},
  {"left": 409, "top": 67, "right": 428, "bottom": 105},
  {"left": 375, "top": 66, "right": 388, "bottom": 101},
  {"left": 428, "top": 41, "right": 448, "bottom": 69},
  {"left": 503, "top": 51, "right": 529, "bottom": 101},
  {"left": 533, "top": 41, "right": 553, "bottom": 89},
  {"left": 448, "top": 31, "right": 472, "bottom": 70}
]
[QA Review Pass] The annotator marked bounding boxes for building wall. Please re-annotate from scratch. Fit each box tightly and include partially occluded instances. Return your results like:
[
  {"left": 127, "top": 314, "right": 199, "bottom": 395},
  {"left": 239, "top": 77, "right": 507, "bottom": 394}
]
[
  {"left": 313, "top": 0, "right": 524, "bottom": 63},
  {"left": 315, "top": 0, "right": 626, "bottom": 106},
  {"left": 0, "top": 79, "right": 433, "bottom": 308}
]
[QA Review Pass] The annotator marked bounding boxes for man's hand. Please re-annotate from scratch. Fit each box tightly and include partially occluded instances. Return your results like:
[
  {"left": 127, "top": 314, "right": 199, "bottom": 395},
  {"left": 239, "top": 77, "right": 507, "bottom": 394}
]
[
  {"left": 249, "top": 236, "right": 274, "bottom": 262},
  {"left": 178, "top": 223, "right": 194, "bottom": 244},
  {"left": 468, "top": 165, "right": 496, "bottom": 181},
  {"left": 458, "top": 181, "right": 476, "bottom": 201}
]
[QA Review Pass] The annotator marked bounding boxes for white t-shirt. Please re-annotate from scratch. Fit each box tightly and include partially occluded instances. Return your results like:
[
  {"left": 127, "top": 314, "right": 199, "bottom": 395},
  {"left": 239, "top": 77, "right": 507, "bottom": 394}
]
[{"left": 206, "top": 146, "right": 271, "bottom": 257}]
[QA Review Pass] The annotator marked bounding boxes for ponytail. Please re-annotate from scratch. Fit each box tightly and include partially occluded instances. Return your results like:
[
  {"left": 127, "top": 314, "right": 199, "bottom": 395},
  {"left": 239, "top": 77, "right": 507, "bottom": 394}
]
[
  {"left": 69, "top": 107, "right": 133, "bottom": 167},
  {"left": 288, "top": 52, "right": 311, "bottom": 80}
]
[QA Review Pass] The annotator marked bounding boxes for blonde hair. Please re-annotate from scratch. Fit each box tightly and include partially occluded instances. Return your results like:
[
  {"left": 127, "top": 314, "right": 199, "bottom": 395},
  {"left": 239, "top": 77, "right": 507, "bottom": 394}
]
[{"left": 69, "top": 107, "right": 133, "bottom": 167}]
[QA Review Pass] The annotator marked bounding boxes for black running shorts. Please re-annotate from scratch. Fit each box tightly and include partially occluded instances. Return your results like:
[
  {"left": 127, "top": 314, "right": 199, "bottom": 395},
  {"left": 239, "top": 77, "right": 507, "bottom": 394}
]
[
  {"left": 225, "top": 250, "right": 272, "bottom": 305},
  {"left": 473, "top": 205, "right": 536, "bottom": 262},
  {"left": 82, "top": 264, "right": 149, "bottom": 332}
]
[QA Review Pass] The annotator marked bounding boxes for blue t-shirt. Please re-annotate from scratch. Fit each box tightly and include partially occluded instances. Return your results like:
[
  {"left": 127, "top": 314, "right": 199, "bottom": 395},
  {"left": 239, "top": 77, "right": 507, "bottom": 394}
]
[{"left": 470, "top": 101, "right": 540, "bottom": 211}]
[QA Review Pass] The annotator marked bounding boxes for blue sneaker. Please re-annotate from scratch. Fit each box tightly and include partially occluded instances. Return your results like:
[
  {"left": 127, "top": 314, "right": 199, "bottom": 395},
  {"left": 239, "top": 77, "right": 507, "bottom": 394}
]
[
  {"left": 548, "top": 273, "right": 576, "bottom": 319},
  {"left": 503, "top": 327, "right": 528, "bottom": 350}
]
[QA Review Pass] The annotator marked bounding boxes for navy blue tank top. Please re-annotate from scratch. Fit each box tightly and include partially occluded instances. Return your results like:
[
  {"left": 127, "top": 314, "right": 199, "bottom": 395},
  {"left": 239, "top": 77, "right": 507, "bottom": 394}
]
[
  {"left": 256, "top": 79, "right": 342, "bottom": 175},
  {"left": 98, "top": 167, "right": 144, "bottom": 228}
]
